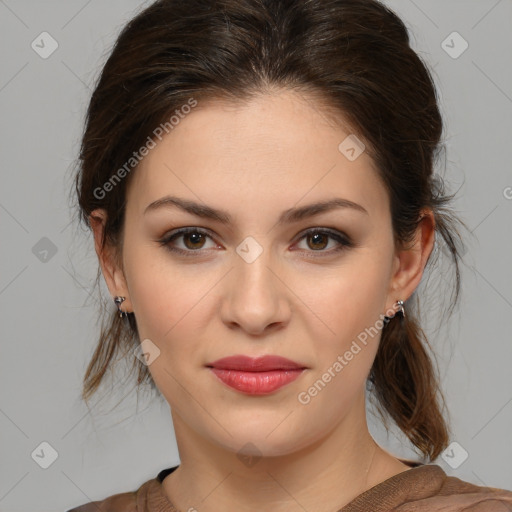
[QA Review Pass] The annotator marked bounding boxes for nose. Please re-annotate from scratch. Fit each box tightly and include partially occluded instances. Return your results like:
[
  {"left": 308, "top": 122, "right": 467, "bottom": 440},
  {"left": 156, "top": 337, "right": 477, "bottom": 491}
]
[{"left": 220, "top": 247, "right": 291, "bottom": 337}]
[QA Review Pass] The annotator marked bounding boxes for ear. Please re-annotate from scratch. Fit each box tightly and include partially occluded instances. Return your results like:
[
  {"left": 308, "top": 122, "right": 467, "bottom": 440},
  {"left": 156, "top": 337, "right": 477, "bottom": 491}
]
[
  {"left": 90, "top": 208, "right": 132, "bottom": 314},
  {"left": 386, "top": 209, "right": 435, "bottom": 312}
]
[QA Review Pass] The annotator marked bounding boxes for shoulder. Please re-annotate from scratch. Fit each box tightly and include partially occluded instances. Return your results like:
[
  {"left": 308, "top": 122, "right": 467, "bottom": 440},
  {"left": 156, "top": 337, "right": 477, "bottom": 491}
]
[
  {"left": 65, "top": 479, "right": 153, "bottom": 512},
  {"left": 66, "top": 494, "right": 135, "bottom": 512},
  {"left": 66, "top": 489, "right": 138, "bottom": 512},
  {"left": 65, "top": 466, "right": 179, "bottom": 512},
  {"left": 398, "top": 464, "right": 512, "bottom": 511},
  {"left": 343, "top": 463, "right": 512, "bottom": 512},
  {"left": 432, "top": 472, "right": 512, "bottom": 511}
]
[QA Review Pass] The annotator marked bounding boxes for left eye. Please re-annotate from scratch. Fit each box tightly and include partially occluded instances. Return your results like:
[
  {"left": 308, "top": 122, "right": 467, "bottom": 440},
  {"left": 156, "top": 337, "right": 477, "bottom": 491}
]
[{"left": 294, "top": 229, "right": 352, "bottom": 255}]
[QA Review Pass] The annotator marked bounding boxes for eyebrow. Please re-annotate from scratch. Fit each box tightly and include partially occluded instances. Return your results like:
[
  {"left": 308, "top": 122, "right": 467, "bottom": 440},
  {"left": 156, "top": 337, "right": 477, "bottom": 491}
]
[{"left": 143, "top": 195, "right": 368, "bottom": 225}]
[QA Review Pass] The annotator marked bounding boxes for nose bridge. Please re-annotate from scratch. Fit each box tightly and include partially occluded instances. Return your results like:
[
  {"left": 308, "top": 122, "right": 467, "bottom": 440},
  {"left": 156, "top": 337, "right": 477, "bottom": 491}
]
[
  {"left": 234, "top": 235, "right": 279, "bottom": 302},
  {"left": 222, "top": 235, "right": 289, "bottom": 333},
  {"left": 250, "top": 255, "right": 275, "bottom": 284}
]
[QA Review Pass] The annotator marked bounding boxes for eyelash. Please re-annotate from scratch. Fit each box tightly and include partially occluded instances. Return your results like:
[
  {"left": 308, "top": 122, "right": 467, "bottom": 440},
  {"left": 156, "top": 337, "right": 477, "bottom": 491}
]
[{"left": 157, "top": 227, "right": 353, "bottom": 258}]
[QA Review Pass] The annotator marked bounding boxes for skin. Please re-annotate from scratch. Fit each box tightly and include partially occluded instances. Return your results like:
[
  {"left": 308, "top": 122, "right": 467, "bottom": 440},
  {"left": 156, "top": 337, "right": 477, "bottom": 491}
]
[{"left": 91, "top": 89, "right": 435, "bottom": 512}]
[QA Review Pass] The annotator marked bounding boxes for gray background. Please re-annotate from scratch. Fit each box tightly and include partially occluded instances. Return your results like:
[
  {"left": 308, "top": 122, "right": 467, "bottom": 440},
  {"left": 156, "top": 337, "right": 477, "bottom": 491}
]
[{"left": 0, "top": 0, "right": 511, "bottom": 510}]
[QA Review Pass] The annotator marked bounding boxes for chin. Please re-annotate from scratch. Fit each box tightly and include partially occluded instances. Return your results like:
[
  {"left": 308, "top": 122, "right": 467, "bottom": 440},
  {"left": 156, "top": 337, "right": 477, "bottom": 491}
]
[{"left": 208, "top": 421, "right": 316, "bottom": 460}]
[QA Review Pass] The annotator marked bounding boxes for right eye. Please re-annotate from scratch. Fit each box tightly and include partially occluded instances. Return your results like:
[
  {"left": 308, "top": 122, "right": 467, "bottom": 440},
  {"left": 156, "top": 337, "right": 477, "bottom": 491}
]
[{"left": 158, "top": 227, "right": 221, "bottom": 256}]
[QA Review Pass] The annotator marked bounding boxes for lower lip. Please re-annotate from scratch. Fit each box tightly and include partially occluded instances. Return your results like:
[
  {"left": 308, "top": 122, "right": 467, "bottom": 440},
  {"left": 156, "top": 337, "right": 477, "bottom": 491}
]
[{"left": 209, "top": 368, "right": 305, "bottom": 395}]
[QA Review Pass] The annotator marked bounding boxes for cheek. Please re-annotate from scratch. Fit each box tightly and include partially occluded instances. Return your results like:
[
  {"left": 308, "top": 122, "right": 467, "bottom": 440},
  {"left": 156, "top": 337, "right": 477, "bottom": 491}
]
[
  {"left": 124, "top": 244, "right": 221, "bottom": 369},
  {"left": 306, "top": 254, "right": 390, "bottom": 348},
  {"left": 297, "top": 256, "right": 390, "bottom": 400},
  {"left": 124, "top": 256, "right": 212, "bottom": 406}
]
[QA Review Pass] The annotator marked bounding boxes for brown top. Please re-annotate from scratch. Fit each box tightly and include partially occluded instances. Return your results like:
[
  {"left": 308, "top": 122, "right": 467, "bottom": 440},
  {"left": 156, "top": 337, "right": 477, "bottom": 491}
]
[{"left": 67, "top": 459, "right": 512, "bottom": 512}]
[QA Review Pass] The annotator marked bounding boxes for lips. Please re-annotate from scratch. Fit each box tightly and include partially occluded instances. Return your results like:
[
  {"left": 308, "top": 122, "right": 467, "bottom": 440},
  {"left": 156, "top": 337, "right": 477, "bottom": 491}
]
[
  {"left": 208, "top": 355, "right": 305, "bottom": 371},
  {"left": 206, "top": 355, "right": 307, "bottom": 395}
]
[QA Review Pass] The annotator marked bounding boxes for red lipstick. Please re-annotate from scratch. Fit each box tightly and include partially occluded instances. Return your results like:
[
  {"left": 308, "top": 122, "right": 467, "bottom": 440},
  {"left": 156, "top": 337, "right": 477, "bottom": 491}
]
[{"left": 207, "top": 355, "right": 306, "bottom": 395}]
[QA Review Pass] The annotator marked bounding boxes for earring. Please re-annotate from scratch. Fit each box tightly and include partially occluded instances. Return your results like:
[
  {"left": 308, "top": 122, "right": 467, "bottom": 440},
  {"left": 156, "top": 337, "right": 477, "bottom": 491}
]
[
  {"left": 396, "top": 299, "right": 405, "bottom": 318},
  {"left": 383, "top": 299, "right": 405, "bottom": 324},
  {"left": 114, "top": 296, "right": 128, "bottom": 318}
]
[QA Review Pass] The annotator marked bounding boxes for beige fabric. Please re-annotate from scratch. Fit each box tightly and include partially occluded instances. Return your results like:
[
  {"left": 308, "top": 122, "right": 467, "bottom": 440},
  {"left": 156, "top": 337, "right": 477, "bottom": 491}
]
[{"left": 67, "top": 461, "right": 512, "bottom": 512}]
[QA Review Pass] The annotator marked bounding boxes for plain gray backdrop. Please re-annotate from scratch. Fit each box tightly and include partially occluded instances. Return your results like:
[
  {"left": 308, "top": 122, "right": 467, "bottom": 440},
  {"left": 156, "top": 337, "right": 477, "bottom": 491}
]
[{"left": 1, "top": 1, "right": 511, "bottom": 510}]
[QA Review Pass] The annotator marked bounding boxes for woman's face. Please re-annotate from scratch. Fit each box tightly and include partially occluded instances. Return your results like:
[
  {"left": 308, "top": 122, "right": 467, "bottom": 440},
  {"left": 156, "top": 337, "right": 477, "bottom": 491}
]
[{"left": 96, "top": 90, "right": 424, "bottom": 458}]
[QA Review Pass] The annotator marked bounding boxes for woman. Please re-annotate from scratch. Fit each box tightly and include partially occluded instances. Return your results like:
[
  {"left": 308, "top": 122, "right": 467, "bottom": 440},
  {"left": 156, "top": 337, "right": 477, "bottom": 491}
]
[{"left": 67, "top": 0, "right": 512, "bottom": 510}]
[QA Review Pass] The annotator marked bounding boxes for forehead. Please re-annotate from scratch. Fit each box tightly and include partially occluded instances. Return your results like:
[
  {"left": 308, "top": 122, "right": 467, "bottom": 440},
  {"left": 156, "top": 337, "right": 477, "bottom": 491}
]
[{"left": 125, "top": 90, "right": 388, "bottom": 221}]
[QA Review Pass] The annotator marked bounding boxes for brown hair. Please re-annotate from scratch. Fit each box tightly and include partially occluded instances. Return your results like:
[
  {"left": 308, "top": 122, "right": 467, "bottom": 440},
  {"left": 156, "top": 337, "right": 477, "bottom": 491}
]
[{"left": 73, "top": 0, "right": 468, "bottom": 461}]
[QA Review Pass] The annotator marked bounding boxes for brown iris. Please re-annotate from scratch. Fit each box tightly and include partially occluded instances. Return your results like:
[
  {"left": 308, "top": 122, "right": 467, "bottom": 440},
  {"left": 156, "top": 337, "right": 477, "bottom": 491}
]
[
  {"left": 306, "top": 232, "right": 328, "bottom": 250},
  {"left": 183, "top": 232, "right": 207, "bottom": 250}
]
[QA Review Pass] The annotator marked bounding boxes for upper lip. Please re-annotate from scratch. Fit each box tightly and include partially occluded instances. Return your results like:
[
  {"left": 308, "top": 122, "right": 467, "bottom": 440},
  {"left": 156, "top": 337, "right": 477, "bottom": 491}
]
[{"left": 207, "top": 355, "right": 306, "bottom": 371}]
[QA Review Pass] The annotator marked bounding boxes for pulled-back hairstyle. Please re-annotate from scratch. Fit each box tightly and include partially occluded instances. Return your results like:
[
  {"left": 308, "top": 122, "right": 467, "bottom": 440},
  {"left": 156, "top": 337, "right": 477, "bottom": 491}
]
[{"left": 73, "top": 0, "right": 468, "bottom": 461}]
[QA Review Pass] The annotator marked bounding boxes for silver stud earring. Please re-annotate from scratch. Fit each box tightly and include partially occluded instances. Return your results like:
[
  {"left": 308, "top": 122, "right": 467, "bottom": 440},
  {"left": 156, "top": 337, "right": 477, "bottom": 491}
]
[
  {"left": 114, "top": 296, "right": 127, "bottom": 318},
  {"left": 383, "top": 299, "right": 405, "bottom": 324},
  {"left": 396, "top": 299, "right": 405, "bottom": 318}
]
